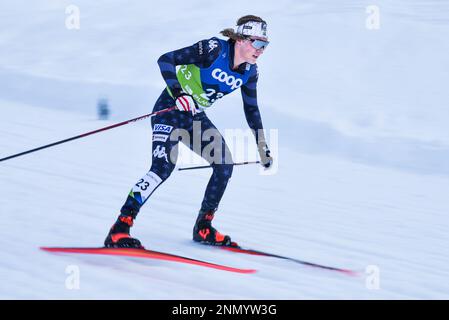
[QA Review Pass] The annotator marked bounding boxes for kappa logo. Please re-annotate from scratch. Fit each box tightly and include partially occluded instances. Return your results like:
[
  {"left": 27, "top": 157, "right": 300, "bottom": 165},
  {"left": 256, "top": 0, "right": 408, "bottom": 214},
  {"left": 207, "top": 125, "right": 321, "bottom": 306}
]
[
  {"left": 153, "top": 124, "right": 173, "bottom": 134},
  {"left": 208, "top": 40, "right": 218, "bottom": 53},
  {"left": 212, "top": 68, "right": 243, "bottom": 90},
  {"left": 153, "top": 145, "right": 169, "bottom": 163}
]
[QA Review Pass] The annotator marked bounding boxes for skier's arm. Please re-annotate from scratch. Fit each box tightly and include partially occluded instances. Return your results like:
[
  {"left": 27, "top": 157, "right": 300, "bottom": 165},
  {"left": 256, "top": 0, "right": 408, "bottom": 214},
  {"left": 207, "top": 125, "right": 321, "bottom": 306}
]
[
  {"left": 157, "top": 39, "right": 221, "bottom": 97},
  {"left": 242, "top": 67, "right": 264, "bottom": 144},
  {"left": 241, "top": 67, "right": 273, "bottom": 169}
]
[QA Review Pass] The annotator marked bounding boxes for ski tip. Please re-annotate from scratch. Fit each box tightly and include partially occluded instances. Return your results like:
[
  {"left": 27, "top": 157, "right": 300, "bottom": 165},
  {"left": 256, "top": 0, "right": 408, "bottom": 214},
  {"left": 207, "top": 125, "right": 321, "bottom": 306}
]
[
  {"left": 240, "top": 269, "right": 257, "bottom": 274},
  {"left": 340, "top": 269, "right": 362, "bottom": 277}
]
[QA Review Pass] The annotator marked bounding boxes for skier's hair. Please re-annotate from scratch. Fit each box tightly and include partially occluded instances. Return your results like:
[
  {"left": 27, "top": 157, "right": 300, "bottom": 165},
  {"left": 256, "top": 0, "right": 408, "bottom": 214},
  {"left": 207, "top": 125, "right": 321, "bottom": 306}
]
[{"left": 220, "top": 15, "right": 267, "bottom": 41}]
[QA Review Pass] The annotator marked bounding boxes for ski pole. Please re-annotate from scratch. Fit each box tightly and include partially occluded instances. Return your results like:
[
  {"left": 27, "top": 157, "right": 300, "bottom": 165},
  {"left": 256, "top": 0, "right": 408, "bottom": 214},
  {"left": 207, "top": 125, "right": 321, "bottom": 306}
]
[
  {"left": 0, "top": 106, "right": 176, "bottom": 163},
  {"left": 178, "top": 161, "right": 260, "bottom": 171}
]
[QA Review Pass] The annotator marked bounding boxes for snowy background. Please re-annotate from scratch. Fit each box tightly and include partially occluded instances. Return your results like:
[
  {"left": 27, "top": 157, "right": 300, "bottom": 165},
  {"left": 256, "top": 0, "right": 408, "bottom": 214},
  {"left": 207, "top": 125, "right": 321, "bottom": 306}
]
[{"left": 1, "top": 0, "right": 449, "bottom": 299}]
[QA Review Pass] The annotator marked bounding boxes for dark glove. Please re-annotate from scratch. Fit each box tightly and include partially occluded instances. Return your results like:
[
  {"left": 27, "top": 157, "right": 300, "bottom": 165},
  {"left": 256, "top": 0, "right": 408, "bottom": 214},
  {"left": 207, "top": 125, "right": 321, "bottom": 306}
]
[{"left": 258, "top": 144, "right": 273, "bottom": 169}]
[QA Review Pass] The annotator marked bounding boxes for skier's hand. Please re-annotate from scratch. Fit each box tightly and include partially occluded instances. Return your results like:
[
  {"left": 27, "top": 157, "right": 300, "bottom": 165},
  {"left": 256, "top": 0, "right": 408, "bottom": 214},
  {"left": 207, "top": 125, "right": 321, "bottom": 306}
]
[
  {"left": 258, "top": 144, "right": 273, "bottom": 169},
  {"left": 175, "top": 93, "right": 198, "bottom": 116}
]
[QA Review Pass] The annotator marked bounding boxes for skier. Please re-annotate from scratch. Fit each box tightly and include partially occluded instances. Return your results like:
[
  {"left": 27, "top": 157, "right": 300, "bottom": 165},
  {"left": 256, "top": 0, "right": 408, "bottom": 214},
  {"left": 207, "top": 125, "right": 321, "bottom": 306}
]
[{"left": 104, "top": 15, "right": 273, "bottom": 248}]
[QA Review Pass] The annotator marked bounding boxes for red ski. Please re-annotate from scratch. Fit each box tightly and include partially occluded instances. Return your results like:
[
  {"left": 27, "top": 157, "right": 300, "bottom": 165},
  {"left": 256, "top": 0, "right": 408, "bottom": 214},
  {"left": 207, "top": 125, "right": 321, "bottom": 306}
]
[{"left": 40, "top": 247, "right": 256, "bottom": 274}]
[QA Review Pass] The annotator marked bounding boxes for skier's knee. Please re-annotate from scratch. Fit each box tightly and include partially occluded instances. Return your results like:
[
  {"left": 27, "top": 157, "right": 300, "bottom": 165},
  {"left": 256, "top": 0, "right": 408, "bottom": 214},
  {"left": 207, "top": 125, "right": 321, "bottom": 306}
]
[
  {"left": 148, "top": 161, "right": 174, "bottom": 181},
  {"left": 213, "top": 163, "right": 233, "bottom": 181}
]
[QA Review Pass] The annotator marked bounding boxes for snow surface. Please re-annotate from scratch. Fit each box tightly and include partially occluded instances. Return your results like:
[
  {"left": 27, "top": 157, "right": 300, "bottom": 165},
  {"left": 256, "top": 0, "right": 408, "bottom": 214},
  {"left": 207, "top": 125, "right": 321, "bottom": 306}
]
[{"left": 1, "top": 0, "right": 449, "bottom": 299}]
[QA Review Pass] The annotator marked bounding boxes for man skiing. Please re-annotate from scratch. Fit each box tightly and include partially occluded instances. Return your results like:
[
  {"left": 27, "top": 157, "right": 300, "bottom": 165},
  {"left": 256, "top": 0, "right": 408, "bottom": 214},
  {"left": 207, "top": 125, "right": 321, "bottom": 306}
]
[{"left": 105, "top": 15, "right": 273, "bottom": 248}]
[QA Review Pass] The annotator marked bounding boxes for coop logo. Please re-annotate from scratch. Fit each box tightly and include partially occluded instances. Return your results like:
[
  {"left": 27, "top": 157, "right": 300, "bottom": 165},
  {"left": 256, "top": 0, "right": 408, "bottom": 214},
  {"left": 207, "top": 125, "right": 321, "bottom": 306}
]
[
  {"left": 211, "top": 68, "right": 243, "bottom": 90},
  {"left": 153, "top": 124, "right": 173, "bottom": 134}
]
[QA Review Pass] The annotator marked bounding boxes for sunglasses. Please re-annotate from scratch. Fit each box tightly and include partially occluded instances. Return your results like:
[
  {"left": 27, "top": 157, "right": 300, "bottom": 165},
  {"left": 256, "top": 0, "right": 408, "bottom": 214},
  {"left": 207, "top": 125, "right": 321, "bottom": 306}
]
[{"left": 248, "top": 38, "right": 269, "bottom": 50}]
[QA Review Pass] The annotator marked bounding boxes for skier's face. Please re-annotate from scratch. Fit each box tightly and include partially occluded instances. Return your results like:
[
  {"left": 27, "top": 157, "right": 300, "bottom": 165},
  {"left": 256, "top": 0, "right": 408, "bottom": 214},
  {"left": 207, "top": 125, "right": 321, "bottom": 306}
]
[{"left": 239, "top": 36, "right": 268, "bottom": 64}]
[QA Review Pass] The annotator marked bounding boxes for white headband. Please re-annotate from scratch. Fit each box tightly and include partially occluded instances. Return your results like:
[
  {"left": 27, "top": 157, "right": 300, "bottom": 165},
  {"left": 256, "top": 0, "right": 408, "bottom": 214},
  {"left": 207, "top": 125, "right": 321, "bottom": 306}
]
[{"left": 234, "top": 21, "right": 268, "bottom": 38}]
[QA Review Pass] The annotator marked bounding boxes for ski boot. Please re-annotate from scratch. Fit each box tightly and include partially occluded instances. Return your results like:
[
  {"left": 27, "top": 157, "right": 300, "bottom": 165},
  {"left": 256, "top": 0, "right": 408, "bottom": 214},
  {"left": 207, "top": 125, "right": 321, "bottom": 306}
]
[
  {"left": 104, "top": 213, "right": 143, "bottom": 248},
  {"left": 192, "top": 209, "right": 236, "bottom": 247}
]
